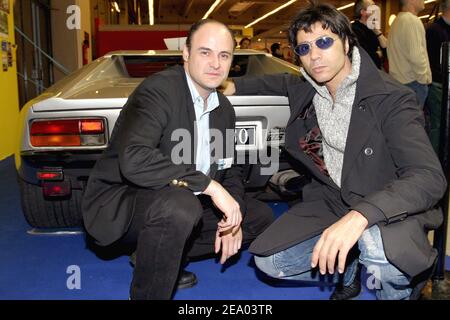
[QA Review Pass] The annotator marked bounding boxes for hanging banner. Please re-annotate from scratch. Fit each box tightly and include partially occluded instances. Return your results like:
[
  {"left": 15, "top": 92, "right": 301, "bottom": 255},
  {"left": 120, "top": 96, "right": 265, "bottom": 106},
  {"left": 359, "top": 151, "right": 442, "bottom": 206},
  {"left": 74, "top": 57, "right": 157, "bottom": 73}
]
[{"left": 0, "top": 10, "right": 8, "bottom": 38}]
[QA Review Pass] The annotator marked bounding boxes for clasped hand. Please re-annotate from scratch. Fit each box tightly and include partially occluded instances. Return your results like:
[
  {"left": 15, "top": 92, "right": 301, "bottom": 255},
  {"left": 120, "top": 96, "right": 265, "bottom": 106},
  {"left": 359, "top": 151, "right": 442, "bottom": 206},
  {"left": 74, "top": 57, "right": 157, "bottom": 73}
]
[{"left": 203, "top": 180, "right": 243, "bottom": 264}]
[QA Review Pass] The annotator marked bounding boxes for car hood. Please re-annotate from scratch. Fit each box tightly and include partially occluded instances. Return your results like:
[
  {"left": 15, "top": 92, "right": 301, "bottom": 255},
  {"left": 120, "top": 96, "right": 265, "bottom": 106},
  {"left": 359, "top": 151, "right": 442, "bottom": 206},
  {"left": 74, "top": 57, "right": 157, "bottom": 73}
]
[{"left": 58, "top": 77, "right": 144, "bottom": 99}]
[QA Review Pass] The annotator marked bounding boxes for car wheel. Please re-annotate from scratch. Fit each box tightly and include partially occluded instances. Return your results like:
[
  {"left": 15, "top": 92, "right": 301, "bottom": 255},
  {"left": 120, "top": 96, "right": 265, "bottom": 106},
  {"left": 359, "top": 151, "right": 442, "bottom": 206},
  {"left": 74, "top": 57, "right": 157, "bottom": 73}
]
[{"left": 18, "top": 178, "right": 83, "bottom": 228}]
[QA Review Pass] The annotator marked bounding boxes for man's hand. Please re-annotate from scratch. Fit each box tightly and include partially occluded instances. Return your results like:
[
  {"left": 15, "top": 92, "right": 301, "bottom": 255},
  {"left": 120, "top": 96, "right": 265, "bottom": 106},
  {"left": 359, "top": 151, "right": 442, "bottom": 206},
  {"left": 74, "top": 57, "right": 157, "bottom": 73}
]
[
  {"left": 203, "top": 180, "right": 242, "bottom": 231},
  {"left": 215, "top": 225, "right": 243, "bottom": 264},
  {"left": 220, "top": 79, "right": 236, "bottom": 96},
  {"left": 373, "top": 29, "right": 382, "bottom": 36},
  {"left": 311, "top": 210, "right": 368, "bottom": 275},
  {"left": 372, "top": 29, "right": 387, "bottom": 49}
]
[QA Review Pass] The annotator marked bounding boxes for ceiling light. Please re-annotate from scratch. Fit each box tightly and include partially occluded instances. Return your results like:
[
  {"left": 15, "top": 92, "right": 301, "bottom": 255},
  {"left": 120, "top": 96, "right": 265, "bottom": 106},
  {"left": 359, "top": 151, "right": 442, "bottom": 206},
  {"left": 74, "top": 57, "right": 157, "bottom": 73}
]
[
  {"left": 203, "top": 0, "right": 222, "bottom": 19},
  {"left": 388, "top": 14, "right": 396, "bottom": 26},
  {"left": 113, "top": 1, "right": 120, "bottom": 13},
  {"left": 148, "top": 0, "right": 154, "bottom": 25},
  {"left": 337, "top": 2, "right": 355, "bottom": 11},
  {"left": 245, "top": 0, "right": 297, "bottom": 29}
]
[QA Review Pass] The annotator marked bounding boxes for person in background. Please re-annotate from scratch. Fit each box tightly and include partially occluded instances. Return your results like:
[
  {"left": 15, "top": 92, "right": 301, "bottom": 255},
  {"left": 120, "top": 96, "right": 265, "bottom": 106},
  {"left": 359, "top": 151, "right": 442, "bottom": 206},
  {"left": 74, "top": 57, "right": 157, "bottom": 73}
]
[
  {"left": 239, "top": 37, "right": 252, "bottom": 49},
  {"left": 352, "top": 0, "right": 387, "bottom": 69},
  {"left": 388, "top": 0, "right": 431, "bottom": 107},
  {"left": 425, "top": 0, "right": 450, "bottom": 153},
  {"left": 270, "top": 42, "right": 284, "bottom": 59}
]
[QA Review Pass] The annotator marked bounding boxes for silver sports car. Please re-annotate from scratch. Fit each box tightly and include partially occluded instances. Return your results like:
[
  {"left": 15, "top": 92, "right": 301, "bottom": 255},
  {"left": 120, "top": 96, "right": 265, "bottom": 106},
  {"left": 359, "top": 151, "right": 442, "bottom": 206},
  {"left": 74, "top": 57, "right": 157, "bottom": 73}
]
[{"left": 15, "top": 49, "right": 303, "bottom": 228}]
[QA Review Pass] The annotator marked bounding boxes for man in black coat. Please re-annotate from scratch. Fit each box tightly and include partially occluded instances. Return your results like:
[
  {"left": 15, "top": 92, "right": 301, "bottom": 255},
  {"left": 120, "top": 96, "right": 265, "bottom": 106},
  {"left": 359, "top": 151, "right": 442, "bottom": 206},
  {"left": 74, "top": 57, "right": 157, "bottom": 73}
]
[
  {"left": 224, "top": 3, "right": 446, "bottom": 300},
  {"left": 82, "top": 19, "right": 273, "bottom": 300}
]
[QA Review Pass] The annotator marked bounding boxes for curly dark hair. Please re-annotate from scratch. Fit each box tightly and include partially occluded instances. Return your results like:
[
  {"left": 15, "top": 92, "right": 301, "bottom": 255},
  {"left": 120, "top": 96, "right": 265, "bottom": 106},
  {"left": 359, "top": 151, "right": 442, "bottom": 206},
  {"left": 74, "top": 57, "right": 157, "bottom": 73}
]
[{"left": 288, "top": 3, "right": 358, "bottom": 59}]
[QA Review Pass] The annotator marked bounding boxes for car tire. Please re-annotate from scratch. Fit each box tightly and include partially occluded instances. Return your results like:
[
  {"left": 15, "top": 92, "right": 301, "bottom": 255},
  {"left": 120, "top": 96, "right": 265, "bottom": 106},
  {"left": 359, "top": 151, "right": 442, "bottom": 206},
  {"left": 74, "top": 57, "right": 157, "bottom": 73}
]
[{"left": 18, "top": 178, "right": 83, "bottom": 228}]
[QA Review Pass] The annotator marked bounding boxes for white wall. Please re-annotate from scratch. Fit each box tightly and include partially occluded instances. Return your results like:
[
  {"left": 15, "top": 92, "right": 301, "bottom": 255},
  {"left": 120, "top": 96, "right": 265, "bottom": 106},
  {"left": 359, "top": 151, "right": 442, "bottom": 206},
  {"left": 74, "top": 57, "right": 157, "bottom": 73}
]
[{"left": 51, "top": 0, "right": 91, "bottom": 82}]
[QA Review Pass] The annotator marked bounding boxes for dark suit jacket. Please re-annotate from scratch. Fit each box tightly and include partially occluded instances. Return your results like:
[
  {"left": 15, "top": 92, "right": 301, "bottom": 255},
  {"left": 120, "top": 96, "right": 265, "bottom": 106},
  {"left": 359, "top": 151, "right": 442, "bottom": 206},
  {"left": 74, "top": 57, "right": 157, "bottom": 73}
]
[
  {"left": 234, "top": 48, "right": 447, "bottom": 277},
  {"left": 82, "top": 65, "right": 245, "bottom": 246}
]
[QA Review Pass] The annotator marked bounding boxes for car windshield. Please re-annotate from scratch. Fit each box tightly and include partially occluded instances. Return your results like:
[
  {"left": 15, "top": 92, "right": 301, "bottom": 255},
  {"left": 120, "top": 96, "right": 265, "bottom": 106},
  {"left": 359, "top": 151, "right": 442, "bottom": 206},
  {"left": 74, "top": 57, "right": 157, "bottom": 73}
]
[
  {"left": 123, "top": 55, "right": 183, "bottom": 77},
  {"left": 120, "top": 54, "right": 300, "bottom": 78}
]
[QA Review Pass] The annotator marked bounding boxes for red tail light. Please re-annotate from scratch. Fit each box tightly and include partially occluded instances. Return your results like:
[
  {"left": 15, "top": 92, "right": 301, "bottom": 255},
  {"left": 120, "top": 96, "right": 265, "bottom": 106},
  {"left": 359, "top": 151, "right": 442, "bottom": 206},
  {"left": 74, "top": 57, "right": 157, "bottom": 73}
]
[
  {"left": 30, "top": 119, "right": 106, "bottom": 147},
  {"left": 42, "top": 181, "right": 71, "bottom": 197},
  {"left": 80, "top": 120, "right": 104, "bottom": 134},
  {"left": 37, "top": 170, "right": 64, "bottom": 181},
  {"left": 30, "top": 120, "right": 80, "bottom": 135}
]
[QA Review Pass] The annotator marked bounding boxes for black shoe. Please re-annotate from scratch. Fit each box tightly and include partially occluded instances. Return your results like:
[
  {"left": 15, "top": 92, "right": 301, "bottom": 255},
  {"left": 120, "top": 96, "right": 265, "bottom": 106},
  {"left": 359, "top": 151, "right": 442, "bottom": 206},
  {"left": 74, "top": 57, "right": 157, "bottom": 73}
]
[
  {"left": 129, "top": 251, "right": 137, "bottom": 267},
  {"left": 410, "top": 261, "right": 438, "bottom": 300},
  {"left": 129, "top": 251, "right": 197, "bottom": 289},
  {"left": 330, "top": 277, "right": 362, "bottom": 300},
  {"left": 176, "top": 270, "right": 198, "bottom": 289}
]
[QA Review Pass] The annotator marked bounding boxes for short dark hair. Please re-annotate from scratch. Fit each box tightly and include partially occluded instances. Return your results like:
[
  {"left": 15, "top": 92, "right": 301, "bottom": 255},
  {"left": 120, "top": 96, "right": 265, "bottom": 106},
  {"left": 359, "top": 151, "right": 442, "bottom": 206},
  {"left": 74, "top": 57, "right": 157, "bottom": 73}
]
[
  {"left": 354, "top": 0, "right": 367, "bottom": 19},
  {"left": 270, "top": 42, "right": 280, "bottom": 53},
  {"left": 288, "top": 3, "right": 358, "bottom": 59},
  {"left": 185, "top": 19, "right": 234, "bottom": 52}
]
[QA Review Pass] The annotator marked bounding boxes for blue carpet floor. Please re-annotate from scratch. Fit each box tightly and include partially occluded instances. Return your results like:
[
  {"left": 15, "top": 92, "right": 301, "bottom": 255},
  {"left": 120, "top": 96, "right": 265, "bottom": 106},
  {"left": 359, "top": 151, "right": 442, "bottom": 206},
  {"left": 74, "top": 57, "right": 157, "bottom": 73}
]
[{"left": 0, "top": 156, "right": 448, "bottom": 300}]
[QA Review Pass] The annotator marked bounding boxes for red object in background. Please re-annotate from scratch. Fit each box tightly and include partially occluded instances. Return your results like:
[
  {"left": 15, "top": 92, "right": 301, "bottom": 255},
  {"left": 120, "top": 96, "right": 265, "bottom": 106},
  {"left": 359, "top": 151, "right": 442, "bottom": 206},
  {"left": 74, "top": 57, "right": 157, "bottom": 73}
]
[
  {"left": 82, "top": 41, "right": 89, "bottom": 65},
  {"left": 383, "top": 57, "right": 389, "bottom": 73},
  {"left": 97, "top": 30, "right": 189, "bottom": 57},
  {"left": 94, "top": 18, "right": 101, "bottom": 60}
]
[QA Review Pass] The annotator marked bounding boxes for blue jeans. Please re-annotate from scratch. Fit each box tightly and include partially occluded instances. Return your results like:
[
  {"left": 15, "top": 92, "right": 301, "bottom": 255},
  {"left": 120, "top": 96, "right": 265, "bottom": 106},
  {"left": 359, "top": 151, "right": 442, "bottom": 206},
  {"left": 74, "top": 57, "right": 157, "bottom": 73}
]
[
  {"left": 405, "top": 81, "right": 429, "bottom": 108},
  {"left": 254, "top": 225, "right": 412, "bottom": 300}
]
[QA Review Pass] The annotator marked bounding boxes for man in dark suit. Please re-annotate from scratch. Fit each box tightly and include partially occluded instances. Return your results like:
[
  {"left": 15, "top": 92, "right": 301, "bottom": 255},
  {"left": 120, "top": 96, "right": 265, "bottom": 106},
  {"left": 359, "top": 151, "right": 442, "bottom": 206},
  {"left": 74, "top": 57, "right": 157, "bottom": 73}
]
[
  {"left": 82, "top": 19, "right": 273, "bottom": 300},
  {"left": 224, "top": 3, "right": 446, "bottom": 300}
]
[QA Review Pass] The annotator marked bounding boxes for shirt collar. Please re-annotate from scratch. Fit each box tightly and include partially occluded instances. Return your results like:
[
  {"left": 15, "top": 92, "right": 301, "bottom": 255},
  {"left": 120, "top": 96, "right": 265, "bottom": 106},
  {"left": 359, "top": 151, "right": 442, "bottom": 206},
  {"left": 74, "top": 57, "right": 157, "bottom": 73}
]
[{"left": 185, "top": 70, "right": 220, "bottom": 113}]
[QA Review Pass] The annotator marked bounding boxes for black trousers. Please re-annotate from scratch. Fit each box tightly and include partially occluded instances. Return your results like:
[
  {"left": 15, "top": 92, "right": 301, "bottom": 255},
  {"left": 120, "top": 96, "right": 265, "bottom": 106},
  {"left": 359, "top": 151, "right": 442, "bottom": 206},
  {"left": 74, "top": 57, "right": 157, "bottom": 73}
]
[{"left": 121, "top": 186, "right": 274, "bottom": 300}]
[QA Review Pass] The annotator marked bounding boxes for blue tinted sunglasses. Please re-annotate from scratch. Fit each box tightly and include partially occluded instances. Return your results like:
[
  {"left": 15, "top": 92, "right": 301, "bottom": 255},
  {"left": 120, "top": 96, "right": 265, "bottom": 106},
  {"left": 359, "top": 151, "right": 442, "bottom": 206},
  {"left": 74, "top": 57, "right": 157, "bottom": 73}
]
[{"left": 294, "top": 36, "right": 337, "bottom": 56}]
